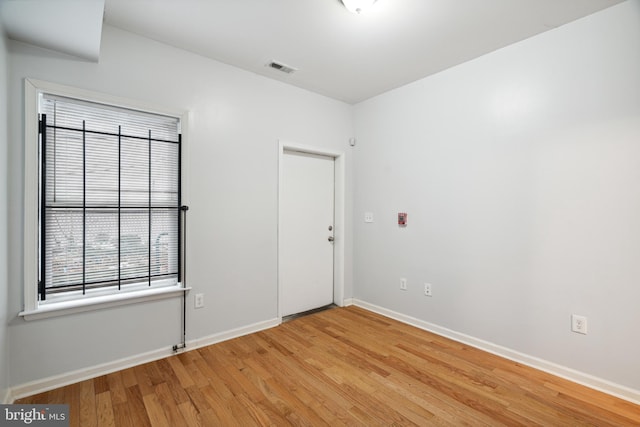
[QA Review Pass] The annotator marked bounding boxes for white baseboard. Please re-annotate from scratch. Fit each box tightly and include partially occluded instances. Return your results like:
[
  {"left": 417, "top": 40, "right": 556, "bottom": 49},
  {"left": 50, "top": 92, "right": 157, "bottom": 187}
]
[
  {"left": 186, "top": 318, "right": 281, "bottom": 351},
  {"left": 11, "top": 303, "right": 639, "bottom": 406},
  {"left": 9, "top": 317, "right": 280, "bottom": 402},
  {"left": 353, "top": 299, "right": 640, "bottom": 406},
  {"left": 10, "top": 347, "right": 175, "bottom": 402},
  {"left": 341, "top": 298, "right": 354, "bottom": 307},
  {"left": 2, "top": 388, "right": 12, "bottom": 404}
]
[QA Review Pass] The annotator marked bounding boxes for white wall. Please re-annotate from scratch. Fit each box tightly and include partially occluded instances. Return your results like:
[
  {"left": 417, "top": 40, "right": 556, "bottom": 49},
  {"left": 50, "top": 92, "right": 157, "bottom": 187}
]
[
  {"left": 353, "top": 1, "right": 640, "bottom": 392},
  {"left": 0, "top": 19, "right": 10, "bottom": 402},
  {"left": 7, "top": 0, "right": 638, "bottom": 400},
  {"left": 7, "top": 25, "right": 354, "bottom": 386}
]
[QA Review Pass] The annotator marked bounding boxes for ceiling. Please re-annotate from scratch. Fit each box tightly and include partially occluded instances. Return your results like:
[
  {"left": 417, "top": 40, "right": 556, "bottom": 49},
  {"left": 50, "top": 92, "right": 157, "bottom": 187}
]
[
  {"left": 2, "top": 0, "right": 626, "bottom": 104},
  {"left": 0, "top": 0, "right": 104, "bottom": 61}
]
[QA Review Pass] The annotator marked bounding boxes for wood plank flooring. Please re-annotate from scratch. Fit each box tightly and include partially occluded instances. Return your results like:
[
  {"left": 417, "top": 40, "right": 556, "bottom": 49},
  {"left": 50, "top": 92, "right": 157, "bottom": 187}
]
[{"left": 16, "top": 306, "right": 640, "bottom": 426}]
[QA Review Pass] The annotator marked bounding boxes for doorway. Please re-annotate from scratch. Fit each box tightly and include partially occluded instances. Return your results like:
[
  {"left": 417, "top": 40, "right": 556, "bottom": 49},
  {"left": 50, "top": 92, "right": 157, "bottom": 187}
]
[{"left": 278, "top": 141, "right": 345, "bottom": 319}]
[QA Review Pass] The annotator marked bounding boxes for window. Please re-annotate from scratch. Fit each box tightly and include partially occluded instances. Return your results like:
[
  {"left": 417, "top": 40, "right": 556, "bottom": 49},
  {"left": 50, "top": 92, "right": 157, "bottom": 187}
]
[{"left": 21, "top": 80, "right": 187, "bottom": 319}]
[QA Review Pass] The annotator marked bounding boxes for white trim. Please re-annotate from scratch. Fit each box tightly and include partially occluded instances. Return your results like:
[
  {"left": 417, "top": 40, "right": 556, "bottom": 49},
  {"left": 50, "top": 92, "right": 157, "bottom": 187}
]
[
  {"left": 22, "top": 78, "right": 190, "bottom": 316},
  {"left": 25, "top": 78, "right": 189, "bottom": 118},
  {"left": 1, "top": 388, "right": 12, "bottom": 405},
  {"left": 187, "top": 318, "right": 280, "bottom": 351},
  {"left": 342, "top": 298, "right": 354, "bottom": 307},
  {"left": 23, "top": 79, "right": 39, "bottom": 314},
  {"left": 353, "top": 299, "right": 640, "bottom": 406},
  {"left": 277, "top": 140, "right": 346, "bottom": 318},
  {"left": 19, "top": 285, "right": 191, "bottom": 321},
  {"left": 9, "top": 317, "right": 280, "bottom": 402},
  {"left": 10, "top": 345, "right": 175, "bottom": 402}
]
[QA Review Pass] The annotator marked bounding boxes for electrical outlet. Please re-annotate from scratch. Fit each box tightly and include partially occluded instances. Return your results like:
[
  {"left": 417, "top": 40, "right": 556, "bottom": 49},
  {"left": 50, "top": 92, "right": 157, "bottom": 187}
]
[
  {"left": 424, "top": 283, "right": 432, "bottom": 297},
  {"left": 400, "top": 278, "right": 407, "bottom": 291},
  {"left": 364, "top": 212, "right": 374, "bottom": 223},
  {"left": 571, "top": 314, "right": 587, "bottom": 334},
  {"left": 195, "top": 293, "right": 205, "bottom": 309}
]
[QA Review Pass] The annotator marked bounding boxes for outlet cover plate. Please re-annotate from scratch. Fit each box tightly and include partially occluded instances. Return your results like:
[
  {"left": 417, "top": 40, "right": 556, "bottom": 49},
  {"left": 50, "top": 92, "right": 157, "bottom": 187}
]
[
  {"left": 195, "top": 293, "right": 205, "bottom": 309},
  {"left": 424, "top": 283, "right": 432, "bottom": 297},
  {"left": 571, "top": 314, "right": 587, "bottom": 334}
]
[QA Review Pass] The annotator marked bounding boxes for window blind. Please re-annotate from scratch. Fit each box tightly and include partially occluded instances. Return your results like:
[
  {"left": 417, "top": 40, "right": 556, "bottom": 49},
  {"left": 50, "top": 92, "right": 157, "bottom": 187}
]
[{"left": 39, "top": 94, "right": 181, "bottom": 300}]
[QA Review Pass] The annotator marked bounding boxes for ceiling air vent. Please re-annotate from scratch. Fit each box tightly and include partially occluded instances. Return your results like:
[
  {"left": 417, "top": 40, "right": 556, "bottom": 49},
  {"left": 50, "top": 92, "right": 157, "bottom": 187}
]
[{"left": 267, "top": 61, "right": 297, "bottom": 74}]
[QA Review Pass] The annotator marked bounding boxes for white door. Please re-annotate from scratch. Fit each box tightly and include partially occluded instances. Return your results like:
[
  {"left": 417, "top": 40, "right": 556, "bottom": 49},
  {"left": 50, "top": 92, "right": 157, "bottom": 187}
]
[{"left": 280, "top": 150, "right": 335, "bottom": 317}]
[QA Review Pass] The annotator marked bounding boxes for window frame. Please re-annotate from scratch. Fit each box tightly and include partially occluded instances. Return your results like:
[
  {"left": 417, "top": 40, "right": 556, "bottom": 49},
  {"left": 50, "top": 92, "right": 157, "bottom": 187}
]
[{"left": 21, "top": 79, "right": 190, "bottom": 321}]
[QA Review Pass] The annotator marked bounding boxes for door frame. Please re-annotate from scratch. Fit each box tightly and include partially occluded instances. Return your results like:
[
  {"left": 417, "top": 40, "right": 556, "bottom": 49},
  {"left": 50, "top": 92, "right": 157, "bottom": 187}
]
[{"left": 277, "top": 140, "right": 346, "bottom": 320}]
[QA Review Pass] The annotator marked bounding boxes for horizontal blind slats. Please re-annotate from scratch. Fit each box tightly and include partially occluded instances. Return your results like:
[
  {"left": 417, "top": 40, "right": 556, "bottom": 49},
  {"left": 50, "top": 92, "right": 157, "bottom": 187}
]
[
  {"left": 41, "top": 94, "right": 179, "bottom": 141},
  {"left": 40, "top": 94, "right": 180, "bottom": 298}
]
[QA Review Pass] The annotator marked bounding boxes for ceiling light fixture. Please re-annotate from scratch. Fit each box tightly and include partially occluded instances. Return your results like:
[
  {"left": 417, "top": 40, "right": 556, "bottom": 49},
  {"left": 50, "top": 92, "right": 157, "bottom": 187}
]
[{"left": 341, "top": 0, "right": 377, "bottom": 14}]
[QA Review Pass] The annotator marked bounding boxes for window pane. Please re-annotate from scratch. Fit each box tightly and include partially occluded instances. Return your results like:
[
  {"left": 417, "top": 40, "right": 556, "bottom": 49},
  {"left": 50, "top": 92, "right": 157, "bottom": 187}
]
[
  {"left": 41, "top": 94, "right": 180, "bottom": 141},
  {"left": 85, "top": 210, "right": 119, "bottom": 284},
  {"left": 86, "top": 133, "right": 119, "bottom": 207},
  {"left": 45, "top": 208, "right": 84, "bottom": 288},
  {"left": 151, "top": 209, "right": 178, "bottom": 276},
  {"left": 45, "top": 128, "right": 83, "bottom": 207},
  {"left": 151, "top": 141, "right": 179, "bottom": 206},
  {"left": 120, "top": 210, "right": 149, "bottom": 280},
  {"left": 40, "top": 93, "right": 180, "bottom": 298},
  {"left": 121, "top": 136, "right": 149, "bottom": 207}
]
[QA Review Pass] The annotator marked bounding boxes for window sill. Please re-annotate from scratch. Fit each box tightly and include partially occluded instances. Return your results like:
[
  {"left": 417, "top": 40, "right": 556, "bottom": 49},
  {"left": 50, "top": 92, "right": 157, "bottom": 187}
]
[{"left": 19, "top": 285, "right": 191, "bottom": 321}]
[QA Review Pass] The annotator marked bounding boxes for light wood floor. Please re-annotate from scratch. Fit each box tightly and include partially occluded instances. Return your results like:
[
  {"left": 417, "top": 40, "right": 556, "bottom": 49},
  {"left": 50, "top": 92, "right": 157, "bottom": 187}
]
[{"left": 17, "top": 306, "right": 640, "bottom": 426}]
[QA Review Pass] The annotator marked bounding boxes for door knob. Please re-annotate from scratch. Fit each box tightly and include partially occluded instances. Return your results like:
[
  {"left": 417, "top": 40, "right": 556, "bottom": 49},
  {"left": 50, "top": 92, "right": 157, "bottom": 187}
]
[{"left": 328, "top": 236, "right": 334, "bottom": 242}]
